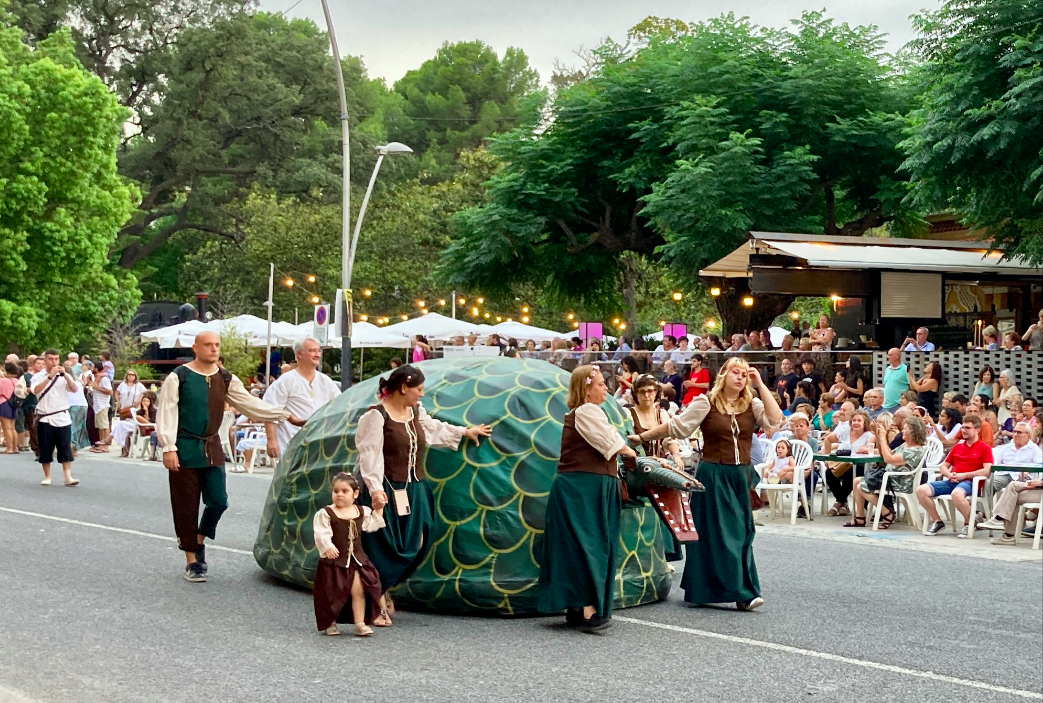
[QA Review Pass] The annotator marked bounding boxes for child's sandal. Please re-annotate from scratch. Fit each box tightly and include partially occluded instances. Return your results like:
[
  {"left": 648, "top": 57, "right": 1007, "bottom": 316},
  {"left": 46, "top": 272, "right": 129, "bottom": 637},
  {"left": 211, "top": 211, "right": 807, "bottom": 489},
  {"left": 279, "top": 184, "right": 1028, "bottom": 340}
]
[
  {"left": 375, "top": 608, "right": 392, "bottom": 627},
  {"left": 323, "top": 625, "right": 340, "bottom": 636},
  {"left": 354, "top": 624, "right": 373, "bottom": 637}
]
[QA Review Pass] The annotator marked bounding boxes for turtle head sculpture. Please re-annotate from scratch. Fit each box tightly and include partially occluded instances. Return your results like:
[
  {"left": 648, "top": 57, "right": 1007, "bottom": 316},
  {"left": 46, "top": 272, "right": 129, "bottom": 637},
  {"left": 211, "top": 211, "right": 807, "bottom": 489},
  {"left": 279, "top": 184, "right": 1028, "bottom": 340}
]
[{"left": 254, "top": 356, "right": 681, "bottom": 615}]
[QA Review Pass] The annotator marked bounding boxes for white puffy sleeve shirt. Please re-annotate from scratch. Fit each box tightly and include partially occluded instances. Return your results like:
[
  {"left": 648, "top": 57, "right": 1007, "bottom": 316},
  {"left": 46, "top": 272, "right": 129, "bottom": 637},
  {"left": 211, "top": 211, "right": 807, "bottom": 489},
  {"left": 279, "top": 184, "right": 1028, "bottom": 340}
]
[
  {"left": 664, "top": 395, "right": 778, "bottom": 439},
  {"left": 355, "top": 404, "right": 467, "bottom": 495},
  {"left": 573, "top": 403, "right": 625, "bottom": 460}
]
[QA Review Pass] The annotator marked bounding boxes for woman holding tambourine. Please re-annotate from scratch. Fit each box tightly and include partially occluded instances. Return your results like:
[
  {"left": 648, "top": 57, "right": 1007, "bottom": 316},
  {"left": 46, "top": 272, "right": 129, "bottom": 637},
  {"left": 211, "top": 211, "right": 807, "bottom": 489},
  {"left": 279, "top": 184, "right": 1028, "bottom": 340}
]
[{"left": 355, "top": 365, "right": 491, "bottom": 618}]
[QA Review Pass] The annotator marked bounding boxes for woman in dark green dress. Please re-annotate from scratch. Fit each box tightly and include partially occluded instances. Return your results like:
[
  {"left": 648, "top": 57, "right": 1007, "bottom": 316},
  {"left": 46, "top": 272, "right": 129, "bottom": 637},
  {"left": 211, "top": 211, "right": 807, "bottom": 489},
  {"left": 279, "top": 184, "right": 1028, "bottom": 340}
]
[
  {"left": 538, "top": 365, "right": 637, "bottom": 632},
  {"left": 356, "top": 365, "right": 491, "bottom": 621},
  {"left": 630, "top": 357, "right": 782, "bottom": 611}
]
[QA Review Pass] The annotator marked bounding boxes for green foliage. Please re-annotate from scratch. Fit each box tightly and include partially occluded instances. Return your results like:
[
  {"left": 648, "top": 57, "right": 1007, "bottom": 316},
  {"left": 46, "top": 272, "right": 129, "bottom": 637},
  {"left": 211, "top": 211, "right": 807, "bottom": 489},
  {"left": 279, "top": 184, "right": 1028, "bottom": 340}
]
[
  {"left": 394, "top": 41, "right": 541, "bottom": 181},
  {"left": 128, "top": 363, "right": 156, "bottom": 382},
  {"left": 902, "top": 0, "right": 1043, "bottom": 264},
  {"left": 0, "top": 12, "right": 139, "bottom": 350},
  {"left": 219, "top": 328, "right": 257, "bottom": 383},
  {"left": 438, "top": 13, "right": 917, "bottom": 331},
  {"left": 178, "top": 148, "right": 501, "bottom": 322}
]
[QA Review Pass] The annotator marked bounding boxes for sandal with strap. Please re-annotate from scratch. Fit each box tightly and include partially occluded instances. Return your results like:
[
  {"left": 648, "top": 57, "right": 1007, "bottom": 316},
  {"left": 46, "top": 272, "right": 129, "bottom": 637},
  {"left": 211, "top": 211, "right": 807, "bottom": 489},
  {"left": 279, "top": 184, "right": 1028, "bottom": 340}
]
[
  {"left": 374, "top": 608, "right": 392, "bottom": 627},
  {"left": 842, "top": 516, "right": 866, "bottom": 528},
  {"left": 877, "top": 508, "right": 896, "bottom": 530}
]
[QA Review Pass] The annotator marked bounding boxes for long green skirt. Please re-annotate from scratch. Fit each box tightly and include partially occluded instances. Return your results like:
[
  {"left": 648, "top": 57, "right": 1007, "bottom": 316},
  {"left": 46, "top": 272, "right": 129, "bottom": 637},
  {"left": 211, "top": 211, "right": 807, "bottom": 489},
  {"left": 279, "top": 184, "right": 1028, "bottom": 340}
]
[
  {"left": 680, "top": 461, "right": 760, "bottom": 605},
  {"left": 359, "top": 480, "right": 434, "bottom": 592},
  {"left": 537, "top": 472, "right": 622, "bottom": 618},
  {"left": 68, "top": 406, "right": 89, "bottom": 451}
]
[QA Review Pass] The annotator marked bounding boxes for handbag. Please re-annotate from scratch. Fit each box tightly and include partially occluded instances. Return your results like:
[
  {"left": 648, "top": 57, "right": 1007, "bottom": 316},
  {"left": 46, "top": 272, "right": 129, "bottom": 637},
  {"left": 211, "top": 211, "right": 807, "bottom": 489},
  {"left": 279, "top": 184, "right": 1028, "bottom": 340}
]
[{"left": 862, "top": 464, "right": 886, "bottom": 493}]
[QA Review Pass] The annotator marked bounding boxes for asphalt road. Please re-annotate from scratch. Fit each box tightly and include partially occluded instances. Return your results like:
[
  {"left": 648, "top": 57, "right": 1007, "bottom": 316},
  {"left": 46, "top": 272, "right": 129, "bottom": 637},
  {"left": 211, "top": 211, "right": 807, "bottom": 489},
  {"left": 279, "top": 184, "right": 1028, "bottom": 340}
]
[{"left": 1, "top": 453, "right": 1041, "bottom": 703}]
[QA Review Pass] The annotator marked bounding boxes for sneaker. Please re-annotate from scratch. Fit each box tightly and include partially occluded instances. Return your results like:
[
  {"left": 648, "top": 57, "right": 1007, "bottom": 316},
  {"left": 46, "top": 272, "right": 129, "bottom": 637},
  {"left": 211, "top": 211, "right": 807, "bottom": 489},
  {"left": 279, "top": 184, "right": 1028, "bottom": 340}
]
[
  {"left": 40, "top": 477, "right": 51, "bottom": 486},
  {"left": 737, "top": 597, "right": 765, "bottom": 612},
  {"left": 580, "top": 614, "right": 613, "bottom": 633},
  {"left": 195, "top": 545, "right": 208, "bottom": 574},
  {"left": 991, "top": 534, "right": 1016, "bottom": 545},
  {"left": 925, "top": 520, "right": 945, "bottom": 535},
  {"left": 957, "top": 526, "right": 969, "bottom": 539},
  {"left": 183, "top": 562, "right": 207, "bottom": 583},
  {"left": 977, "top": 517, "right": 1006, "bottom": 531}
]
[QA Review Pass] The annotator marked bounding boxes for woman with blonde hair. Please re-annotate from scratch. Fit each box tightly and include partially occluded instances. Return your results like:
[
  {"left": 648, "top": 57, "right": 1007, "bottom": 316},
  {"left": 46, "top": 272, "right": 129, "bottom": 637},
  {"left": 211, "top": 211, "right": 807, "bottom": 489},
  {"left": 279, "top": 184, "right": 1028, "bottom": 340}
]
[
  {"left": 629, "top": 357, "right": 782, "bottom": 611},
  {"left": 809, "top": 314, "right": 835, "bottom": 351},
  {"left": 539, "top": 365, "right": 637, "bottom": 632}
]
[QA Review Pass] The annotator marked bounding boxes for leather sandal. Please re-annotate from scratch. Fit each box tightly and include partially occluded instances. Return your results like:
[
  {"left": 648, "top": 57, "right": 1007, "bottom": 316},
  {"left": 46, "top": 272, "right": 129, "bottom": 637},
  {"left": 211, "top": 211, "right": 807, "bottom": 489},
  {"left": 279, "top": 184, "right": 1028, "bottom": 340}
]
[
  {"left": 842, "top": 516, "right": 866, "bottom": 528},
  {"left": 877, "top": 508, "right": 896, "bottom": 530}
]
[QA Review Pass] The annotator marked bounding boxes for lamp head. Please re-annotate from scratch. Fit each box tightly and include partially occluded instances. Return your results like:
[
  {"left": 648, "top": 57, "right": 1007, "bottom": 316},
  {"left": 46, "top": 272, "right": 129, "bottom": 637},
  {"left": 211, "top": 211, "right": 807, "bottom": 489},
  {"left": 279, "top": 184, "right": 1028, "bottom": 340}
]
[{"left": 376, "top": 142, "right": 414, "bottom": 156}]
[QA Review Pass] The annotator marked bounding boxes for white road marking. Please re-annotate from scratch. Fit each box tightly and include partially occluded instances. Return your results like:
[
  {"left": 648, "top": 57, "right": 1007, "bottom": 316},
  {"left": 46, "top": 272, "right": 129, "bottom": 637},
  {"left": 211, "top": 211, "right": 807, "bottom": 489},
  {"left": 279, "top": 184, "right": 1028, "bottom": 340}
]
[
  {"left": 0, "top": 507, "right": 252, "bottom": 555},
  {"left": 0, "top": 683, "right": 42, "bottom": 703},
  {"left": 4, "top": 506, "right": 1041, "bottom": 700},
  {"left": 614, "top": 616, "right": 1042, "bottom": 700}
]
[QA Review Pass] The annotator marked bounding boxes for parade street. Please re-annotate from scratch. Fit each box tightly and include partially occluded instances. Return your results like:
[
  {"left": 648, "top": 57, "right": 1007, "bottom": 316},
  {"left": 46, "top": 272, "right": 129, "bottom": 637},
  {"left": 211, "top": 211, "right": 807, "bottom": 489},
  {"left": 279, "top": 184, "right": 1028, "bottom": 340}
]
[{"left": 1, "top": 453, "right": 1041, "bottom": 703}]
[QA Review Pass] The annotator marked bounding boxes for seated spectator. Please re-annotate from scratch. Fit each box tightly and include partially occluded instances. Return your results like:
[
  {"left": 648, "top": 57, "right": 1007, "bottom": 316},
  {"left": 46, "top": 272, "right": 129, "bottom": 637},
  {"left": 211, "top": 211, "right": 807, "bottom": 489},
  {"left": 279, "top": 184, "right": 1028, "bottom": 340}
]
[
  {"left": 917, "top": 414, "right": 993, "bottom": 537},
  {"left": 902, "top": 326, "right": 936, "bottom": 352},
  {"left": 996, "top": 370, "right": 1021, "bottom": 426},
  {"left": 998, "top": 397, "right": 1024, "bottom": 443},
  {"left": 987, "top": 422, "right": 1043, "bottom": 506},
  {"left": 977, "top": 472, "right": 1043, "bottom": 544},
  {"left": 973, "top": 366, "right": 1000, "bottom": 408},
  {"left": 670, "top": 336, "right": 692, "bottom": 363},
  {"left": 614, "top": 356, "right": 640, "bottom": 401},
  {"left": 659, "top": 359, "right": 684, "bottom": 403},
  {"left": 758, "top": 438, "right": 796, "bottom": 484},
  {"left": 1001, "top": 331, "right": 1022, "bottom": 351},
  {"left": 1024, "top": 399, "right": 1039, "bottom": 430},
  {"left": 797, "top": 338, "right": 813, "bottom": 352},
  {"left": 726, "top": 334, "right": 745, "bottom": 352},
  {"left": 981, "top": 325, "right": 1000, "bottom": 350},
  {"left": 582, "top": 339, "right": 606, "bottom": 365},
  {"left": 846, "top": 416, "right": 928, "bottom": 529},
  {"left": 929, "top": 407, "right": 964, "bottom": 449},
  {"left": 657, "top": 386, "right": 679, "bottom": 416},
  {"left": 740, "top": 330, "right": 766, "bottom": 352},
  {"left": 652, "top": 335, "right": 677, "bottom": 363},
  {"left": 863, "top": 388, "right": 885, "bottom": 420},
  {"left": 822, "top": 401, "right": 856, "bottom": 450},
  {"left": 824, "top": 406, "right": 874, "bottom": 517},
  {"left": 967, "top": 394, "right": 998, "bottom": 445},
  {"left": 812, "top": 392, "right": 836, "bottom": 432}
]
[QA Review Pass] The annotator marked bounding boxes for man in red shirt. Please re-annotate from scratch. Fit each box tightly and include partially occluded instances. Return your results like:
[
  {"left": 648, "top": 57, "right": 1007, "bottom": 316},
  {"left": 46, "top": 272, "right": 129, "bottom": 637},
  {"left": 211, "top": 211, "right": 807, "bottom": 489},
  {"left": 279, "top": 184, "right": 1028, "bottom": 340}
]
[
  {"left": 916, "top": 414, "right": 993, "bottom": 537},
  {"left": 681, "top": 354, "right": 710, "bottom": 406}
]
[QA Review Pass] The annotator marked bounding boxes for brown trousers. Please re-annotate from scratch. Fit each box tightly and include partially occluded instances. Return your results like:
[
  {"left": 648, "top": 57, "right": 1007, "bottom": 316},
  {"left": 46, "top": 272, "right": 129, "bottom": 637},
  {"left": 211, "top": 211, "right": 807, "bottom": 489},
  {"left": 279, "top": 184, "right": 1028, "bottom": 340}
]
[{"left": 169, "top": 465, "right": 228, "bottom": 551}]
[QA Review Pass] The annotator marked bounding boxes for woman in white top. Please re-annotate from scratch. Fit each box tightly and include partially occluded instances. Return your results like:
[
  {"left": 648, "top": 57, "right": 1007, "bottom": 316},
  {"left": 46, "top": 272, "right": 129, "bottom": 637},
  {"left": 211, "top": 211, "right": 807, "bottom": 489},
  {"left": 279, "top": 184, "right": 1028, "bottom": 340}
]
[
  {"left": 111, "top": 370, "right": 148, "bottom": 453},
  {"left": 809, "top": 314, "right": 835, "bottom": 351},
  {"left": 538, "top": 365, "right": 637, "bottom": 632},
  {"left": 824, "top": 409, "right": 875, "bottom": 516},
  {"left": 996, "top": 370, "right": 1021, "bottom": 426},
  {"left": 355, "top": 365, "right": 491, "bottom": 615}
]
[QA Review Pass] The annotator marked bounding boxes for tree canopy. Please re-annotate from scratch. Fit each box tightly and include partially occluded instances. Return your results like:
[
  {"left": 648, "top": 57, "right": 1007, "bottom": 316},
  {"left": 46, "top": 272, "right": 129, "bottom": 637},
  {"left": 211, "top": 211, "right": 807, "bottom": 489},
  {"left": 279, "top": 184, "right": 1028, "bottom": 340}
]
[
  {"left": 902, "top": 0, "right": 1043, "bottom": 264},
  {"left": 438, "top": 13, "right": 916, "bottom": 331},
  {"left": 0, "top": 12, "right": 138, "bottom": 349}
]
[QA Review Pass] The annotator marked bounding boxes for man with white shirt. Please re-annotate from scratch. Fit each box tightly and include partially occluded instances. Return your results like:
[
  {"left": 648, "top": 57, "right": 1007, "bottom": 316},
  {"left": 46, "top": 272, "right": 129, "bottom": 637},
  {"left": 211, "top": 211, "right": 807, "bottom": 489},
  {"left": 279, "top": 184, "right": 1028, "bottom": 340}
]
[
  {"left": 985, "top": 422, "right": 1042, "bottom": 504},
  {"left": 902, "top": 327, "right": 936, "bottom": 352},
  {"left": 30, "top": 350, "right": 80, "bottom": 486},
  {"left": 822, "top": 401, "right": 856, "bottom": 452},
  {"left": 670, "top": 336, "right": 692, "bottom": 364},
  {"left": 263, "top": 337, "right": 341, "bottom": 459},
  {"left": 652, "top": 335, "right": 676, "bottom": 363}
]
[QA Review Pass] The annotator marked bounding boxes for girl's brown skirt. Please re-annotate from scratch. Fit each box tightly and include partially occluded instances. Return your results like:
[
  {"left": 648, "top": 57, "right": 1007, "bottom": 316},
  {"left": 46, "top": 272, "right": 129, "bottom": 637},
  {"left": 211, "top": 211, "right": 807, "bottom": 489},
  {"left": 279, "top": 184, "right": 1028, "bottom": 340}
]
[{"left": 313, "top": 558, "right": 384, "bottom": 630}]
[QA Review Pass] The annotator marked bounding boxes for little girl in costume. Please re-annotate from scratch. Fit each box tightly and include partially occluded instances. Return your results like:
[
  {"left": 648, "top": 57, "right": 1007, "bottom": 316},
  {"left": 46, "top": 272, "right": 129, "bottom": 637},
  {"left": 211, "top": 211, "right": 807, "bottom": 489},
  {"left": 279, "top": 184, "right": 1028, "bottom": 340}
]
[
  {"left": 765, "top": 440, "right": 796, "bottom": 483},
  {"left": 312, "top": 473, "right": 391, "bottom": 637}
]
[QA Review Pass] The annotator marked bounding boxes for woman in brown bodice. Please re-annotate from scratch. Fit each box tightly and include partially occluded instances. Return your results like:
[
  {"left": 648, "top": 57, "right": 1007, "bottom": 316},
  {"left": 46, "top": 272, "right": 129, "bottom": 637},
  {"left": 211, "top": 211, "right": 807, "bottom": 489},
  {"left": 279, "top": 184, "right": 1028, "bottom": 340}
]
[{"left": 629, "top": 357, "right": 782, "bottom": 611}]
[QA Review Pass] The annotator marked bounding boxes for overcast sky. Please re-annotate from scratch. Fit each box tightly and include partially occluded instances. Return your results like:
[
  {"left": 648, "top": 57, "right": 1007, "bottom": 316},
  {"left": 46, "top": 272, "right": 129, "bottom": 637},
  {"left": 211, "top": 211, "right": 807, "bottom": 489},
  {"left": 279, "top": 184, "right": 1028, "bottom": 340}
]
[{"left": 260, "top": 0, "right": 939, "bottom": 84}]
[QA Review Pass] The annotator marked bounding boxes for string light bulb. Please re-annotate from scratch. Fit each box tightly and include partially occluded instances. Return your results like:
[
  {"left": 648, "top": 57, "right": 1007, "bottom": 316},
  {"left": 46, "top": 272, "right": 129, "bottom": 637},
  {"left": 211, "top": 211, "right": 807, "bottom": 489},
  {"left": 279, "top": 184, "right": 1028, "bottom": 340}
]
[
  {"left": 362, "top": 289, "right": 372, "bottom": 297},
  {"left": 400, "top": 314, "right": 409, "bottom": 321},
  {"left": 567, "top": 313, "right": 575, "bottom": 320},
  {"left": 284, "top": 278, "right": 295, "bottom": 287},
  {"left": 618, "top": 322, "right": 626, "bottom": 330},
  {"left": 438, "top": 299, "right": 446, "bottom": 306},
  {"left": 659, "top": 320, "right": 666, "bottom": 327},
  {"left": 421, "top": 309, "right": 429, "bottom": 315},
  {"left": 706, "top": 320, "right": 717, "bottom": 329},
  {"left": 672, "top": 291, "right": 682, "bottom": 301},
  {"left": 572, "top": 322, "right": 579, "bottom": 329},
  {"left": 521, "top": 316, "right": 529, "bottom": 323},
  {"left": 483, "top": 312, "right": 490, "bottom": 319},
  {"left": 790, "top": 311, "right": 800, "bottom": 320},
  {"left": 359, "top": 314, "right": 368, "bottom": 322},
  {"left": 742, "top": 296, "right": 754, "bottom": 307},
  {"left": 521, "top": 306, "right": 529, "bottom": 313},
  {"left": 612, "top": 318, "right": 620, "bottom": 325},
  {"left": 310, "top": 295, "right": 320, "bottom": 304},
  {"left": 710, "top": 287, "right": 721, "bottom": 297},
  {"left": 496, "top": 316, "right": 502, "bottom": 322},
  {"left": 417, "top": 300, "right": 425, "bottom": 308},
  {"left": 458, "top": 297, "right": 466, "bottom": 305},
  {"left": 471, "top": 307, "right": 479, "bottom": 317},
  {"left": 306, "top": 275, "right": 316, "bottom": 283},
  {"left": 477, "top": 297, "right": 485, "bottom": 304}
]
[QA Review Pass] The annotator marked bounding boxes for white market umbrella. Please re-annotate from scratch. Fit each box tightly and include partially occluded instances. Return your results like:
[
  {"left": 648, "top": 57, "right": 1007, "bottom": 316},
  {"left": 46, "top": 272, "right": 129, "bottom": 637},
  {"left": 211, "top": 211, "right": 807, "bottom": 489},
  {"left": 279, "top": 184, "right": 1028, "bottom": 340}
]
[
  {"left": 489, "top": 320, "right": 568, "bottom": 343},
  {"left": 140, "top": 319, "right": 209, "bottom": 344},
  {"left": 380, "top": 312, "right": 492, "bottom": 341}
]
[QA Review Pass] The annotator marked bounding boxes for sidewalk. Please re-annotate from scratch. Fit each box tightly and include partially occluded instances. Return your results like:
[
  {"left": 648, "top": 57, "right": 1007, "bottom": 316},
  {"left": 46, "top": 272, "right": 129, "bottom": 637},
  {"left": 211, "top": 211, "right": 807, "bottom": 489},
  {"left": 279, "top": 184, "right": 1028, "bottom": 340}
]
[
  {"left": 75, "top": 443, "right": 276, "bottom": 477},
  {"left": 755, "top": 505, "right": 1043, "bottom": 564}
]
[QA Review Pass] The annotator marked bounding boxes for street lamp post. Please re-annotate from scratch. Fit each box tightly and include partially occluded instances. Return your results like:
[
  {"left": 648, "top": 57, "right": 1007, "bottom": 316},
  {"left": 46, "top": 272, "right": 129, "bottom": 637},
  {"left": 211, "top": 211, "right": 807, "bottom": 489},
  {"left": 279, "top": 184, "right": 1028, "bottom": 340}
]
[
  {"left": 317, "top": 0, "right": 353, "bottom": 389},
  {"left": 345, "top": 143, "right": 414, "bottom": 282}
]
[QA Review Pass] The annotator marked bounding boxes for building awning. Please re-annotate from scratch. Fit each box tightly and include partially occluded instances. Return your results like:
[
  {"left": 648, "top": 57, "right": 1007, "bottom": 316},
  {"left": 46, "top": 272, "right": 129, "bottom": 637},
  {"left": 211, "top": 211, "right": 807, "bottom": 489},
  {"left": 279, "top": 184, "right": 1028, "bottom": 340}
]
[{"left": 700, "top": 232, "right": 1043, "bottom": 278}]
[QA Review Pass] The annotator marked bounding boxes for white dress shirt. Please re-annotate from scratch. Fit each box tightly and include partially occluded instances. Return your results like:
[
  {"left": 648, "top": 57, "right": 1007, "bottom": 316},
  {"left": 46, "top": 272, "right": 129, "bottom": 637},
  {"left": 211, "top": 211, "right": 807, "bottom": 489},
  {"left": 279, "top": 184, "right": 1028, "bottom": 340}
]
[
  {"left": 993, "top": 442, "right": 1043, "bottom": 478},
  {"left": 261, "top": 369, "right": 341, "bottom": 453}
]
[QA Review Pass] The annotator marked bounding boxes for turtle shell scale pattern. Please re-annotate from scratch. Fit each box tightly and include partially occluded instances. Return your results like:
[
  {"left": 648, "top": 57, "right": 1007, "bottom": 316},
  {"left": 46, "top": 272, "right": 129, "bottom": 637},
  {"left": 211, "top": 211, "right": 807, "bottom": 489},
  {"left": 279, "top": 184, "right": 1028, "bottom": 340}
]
[{"left": 254, "top": 357, "right": 672, "bottom": 614}]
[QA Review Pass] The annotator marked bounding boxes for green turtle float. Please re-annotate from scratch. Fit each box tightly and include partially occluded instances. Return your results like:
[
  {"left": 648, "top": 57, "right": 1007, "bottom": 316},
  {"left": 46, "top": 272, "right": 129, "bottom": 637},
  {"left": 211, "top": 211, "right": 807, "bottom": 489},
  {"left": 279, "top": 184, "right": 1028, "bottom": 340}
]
[{"left": 254, "top": 356, "right": 696, "bottom": 615}]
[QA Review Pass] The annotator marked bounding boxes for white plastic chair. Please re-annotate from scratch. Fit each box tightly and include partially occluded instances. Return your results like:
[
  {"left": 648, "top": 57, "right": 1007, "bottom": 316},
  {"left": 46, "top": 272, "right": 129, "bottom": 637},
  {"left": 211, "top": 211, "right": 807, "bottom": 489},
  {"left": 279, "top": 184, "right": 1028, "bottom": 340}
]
[
  {"left": 869, "top": 437, "right": 941, "bottom": 531},
  {"left": 130, "top": 423, "right": 155, "bottom": 459},
  {"left": 921, "top": 468, "right": 990, "bottom": 538},
  {"left": 1015, "top": 502, "right": 1042, "bottom": 550},
  {"left": 236, "top": 429, "right": 269, "bottom": 473},
  {"left": 755, "top": 439, "right": 813, "bottom": 524}
]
